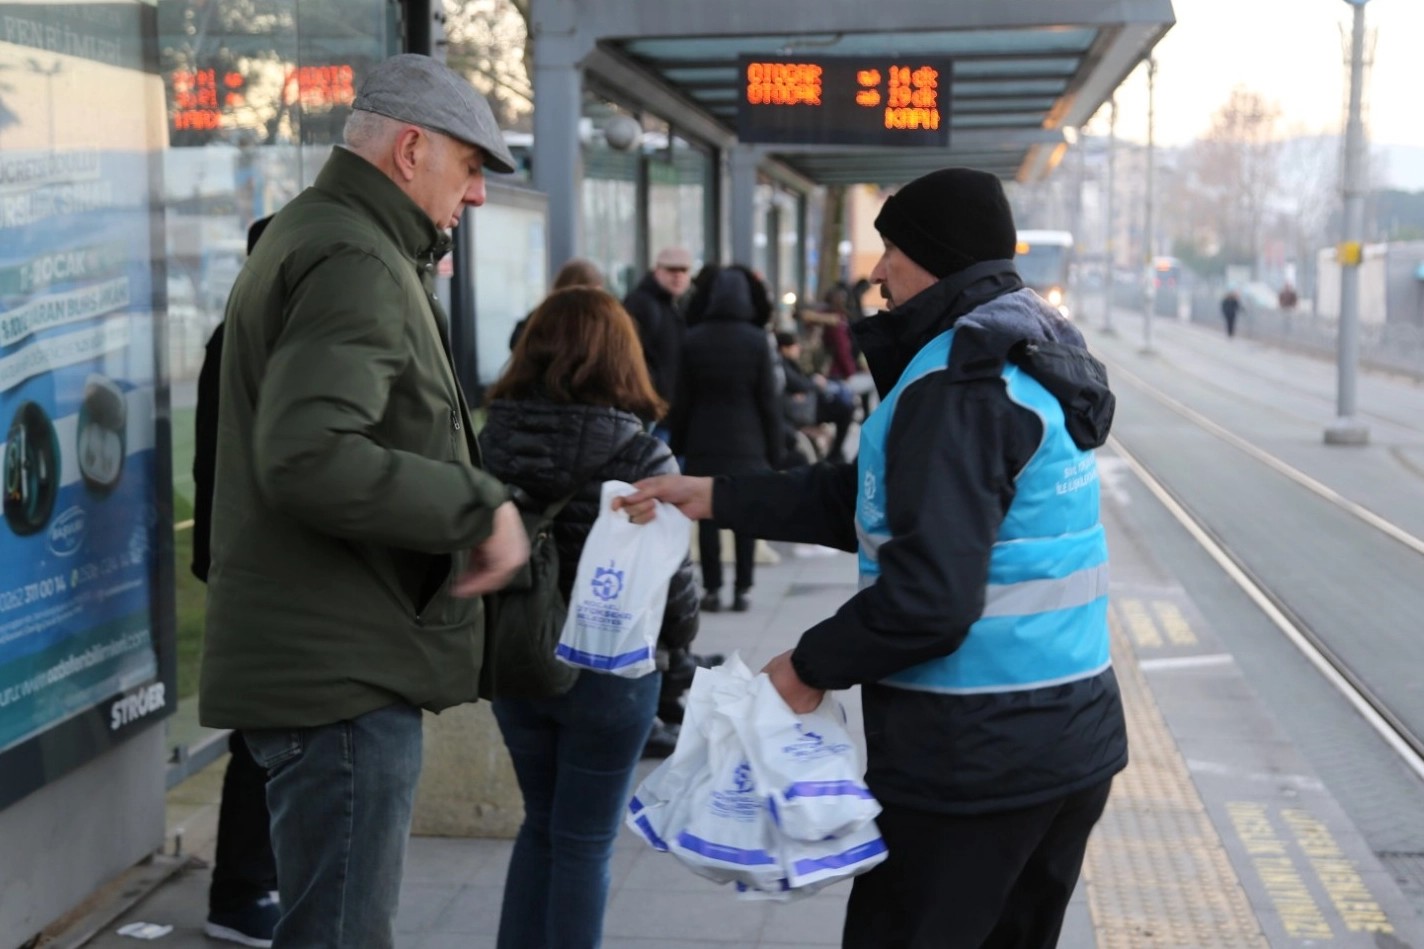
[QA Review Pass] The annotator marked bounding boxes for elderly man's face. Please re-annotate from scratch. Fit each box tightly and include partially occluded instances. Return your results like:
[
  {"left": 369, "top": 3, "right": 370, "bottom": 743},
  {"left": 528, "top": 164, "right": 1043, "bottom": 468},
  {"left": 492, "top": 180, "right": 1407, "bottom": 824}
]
[
  {"left": 869, "top": 240, "right": 936, "bottom": 311},
  {"left": 411, "top": 129, "right": 487, "bottom": 230},
  {"left": 653, "top": 262, "right": 691, "bottom": 297}
]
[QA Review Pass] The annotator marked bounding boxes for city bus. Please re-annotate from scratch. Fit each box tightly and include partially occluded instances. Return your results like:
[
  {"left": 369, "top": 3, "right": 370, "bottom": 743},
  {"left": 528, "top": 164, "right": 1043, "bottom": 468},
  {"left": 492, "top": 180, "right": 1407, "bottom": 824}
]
[{"left": 1015, "top": 229, "right": 1074, "bottom": 318}]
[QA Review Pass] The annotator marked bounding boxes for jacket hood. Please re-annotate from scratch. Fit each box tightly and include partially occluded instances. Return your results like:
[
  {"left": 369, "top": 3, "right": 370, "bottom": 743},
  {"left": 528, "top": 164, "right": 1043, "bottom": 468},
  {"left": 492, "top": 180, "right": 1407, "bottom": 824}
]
[
  {"left": 480, "top": 398, "right": 646, "bottom": 500},
  {"left": 950, "top": 289, "right": 1113, "bottom": 450},
  {"left": 697, "top": 268, "right": 760, "bottom": 324}
]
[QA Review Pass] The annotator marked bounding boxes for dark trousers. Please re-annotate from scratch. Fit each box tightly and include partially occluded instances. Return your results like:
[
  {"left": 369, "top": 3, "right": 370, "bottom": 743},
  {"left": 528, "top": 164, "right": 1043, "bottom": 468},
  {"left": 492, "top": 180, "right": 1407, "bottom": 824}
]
[
  {"left": 697, "top": 521, "right": 754, "bottom": 593},
  {"left": 818, "top": 392, "right": 854, "bottom": 462},
  {"left": 843, "top": 779, "right": 1113, "bottom": 949},
  {"left": 245, "top": 703, "right": 423, "bottom": 948},
  {"left": 210, "top": 731, "right": 278, "bottom": 912}
]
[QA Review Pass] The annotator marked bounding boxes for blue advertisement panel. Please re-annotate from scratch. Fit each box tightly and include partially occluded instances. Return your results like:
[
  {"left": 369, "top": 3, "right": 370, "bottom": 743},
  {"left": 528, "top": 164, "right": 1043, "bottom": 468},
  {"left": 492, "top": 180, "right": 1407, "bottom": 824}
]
[{"left": 0, "top": 2, "right": 177, "bottom": 809}]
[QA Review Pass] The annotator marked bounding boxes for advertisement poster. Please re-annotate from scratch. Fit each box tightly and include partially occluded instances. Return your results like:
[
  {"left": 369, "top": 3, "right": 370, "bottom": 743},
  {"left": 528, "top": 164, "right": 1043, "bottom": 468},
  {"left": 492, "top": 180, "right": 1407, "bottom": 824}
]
[{"left": 0, "top": 3, "right": 175, "bottom": 807}]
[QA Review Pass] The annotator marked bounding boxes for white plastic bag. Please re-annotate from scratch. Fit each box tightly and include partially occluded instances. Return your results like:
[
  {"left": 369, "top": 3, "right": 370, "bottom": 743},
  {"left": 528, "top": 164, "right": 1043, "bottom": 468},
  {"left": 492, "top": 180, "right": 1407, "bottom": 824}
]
[
  {"left": 777, "top": 817, "right": 888, "bottom": 889},
  {"left": 557, "top": 481, "right": 691, "bottom": 677},
  {"left": 626, "top": 662, "right": 719, "bottom": 852},
  {"left": 626, "top": 654, "right": 888, "bottom": 898},
  {"left": 669, "top": 705, "right": 784, "bottom": 890},
  {"left": 728, "top": 676, "right": 880, "bottom": 842}
]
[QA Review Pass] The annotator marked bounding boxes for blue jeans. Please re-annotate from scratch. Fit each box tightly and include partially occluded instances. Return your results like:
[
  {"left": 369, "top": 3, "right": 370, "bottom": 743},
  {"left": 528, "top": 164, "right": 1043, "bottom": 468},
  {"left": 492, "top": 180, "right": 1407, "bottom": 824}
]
[
  {"left": 493, "top": 670, "right": 661, "bottom": 949},
  {"left": 244, "top": 703, "right": 423, "bottom": 949}
]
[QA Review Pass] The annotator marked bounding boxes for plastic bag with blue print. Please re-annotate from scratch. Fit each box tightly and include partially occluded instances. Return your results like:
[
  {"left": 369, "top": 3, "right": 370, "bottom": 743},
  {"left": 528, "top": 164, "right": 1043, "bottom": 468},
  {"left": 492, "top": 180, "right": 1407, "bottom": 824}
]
[
  {"left": 556, "top": 480, "right": 691, "bottom": 677},
  {"left": 726, "top": 672, "right": 880, "bottom": 842}
]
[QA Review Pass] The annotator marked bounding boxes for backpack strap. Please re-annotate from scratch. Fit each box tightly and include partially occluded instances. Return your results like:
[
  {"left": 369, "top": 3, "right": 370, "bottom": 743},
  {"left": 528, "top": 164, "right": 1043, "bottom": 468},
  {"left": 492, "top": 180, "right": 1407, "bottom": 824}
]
[
  {"left": 520, "top": 469, "right": 597, "bottom": 527},
  {"left": 539, "top": 487, "right": 581, "bottom": 522}
]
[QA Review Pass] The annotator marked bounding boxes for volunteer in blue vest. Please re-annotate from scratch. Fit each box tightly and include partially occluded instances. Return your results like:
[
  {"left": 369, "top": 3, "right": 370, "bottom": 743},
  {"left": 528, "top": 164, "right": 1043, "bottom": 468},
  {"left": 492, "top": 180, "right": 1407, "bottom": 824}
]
[{"left": 615, "top": 167, "right": 1127, "bottom": 949}]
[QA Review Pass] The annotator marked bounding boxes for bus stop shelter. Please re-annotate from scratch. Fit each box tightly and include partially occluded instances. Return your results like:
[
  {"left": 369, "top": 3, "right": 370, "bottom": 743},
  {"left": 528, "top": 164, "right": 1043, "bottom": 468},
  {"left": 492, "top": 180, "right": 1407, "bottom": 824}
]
[{"left": 529, "top": 0, "right": 1176, "bottom": 271}]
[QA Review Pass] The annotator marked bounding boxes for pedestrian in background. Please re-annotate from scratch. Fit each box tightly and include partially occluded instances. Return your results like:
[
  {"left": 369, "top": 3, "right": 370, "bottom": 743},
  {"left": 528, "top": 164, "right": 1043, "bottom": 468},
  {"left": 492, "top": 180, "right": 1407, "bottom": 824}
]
[
  {"left": 669, "top": 263, "right": 782, "bottom": 614},
  {"left": 479, "top": 287, "right": 700, "bottom": 949},
  {"left": 508, "top": 257, "right": 604, "bottom": 351},
  {"left": 1221, "top": 289, "right": 1243, "bottom": 338},
  {"left": 623, "top": 246, "right": 693, "bottom": 440},
  {"left": 199, "top": 55, "right": 529, "bottom": 948},
  {"left": 618, "top": 167, "right": 1126, "bottom": 949},
  {"left": 1278, "top": 283, "right": 1299, "bottom": 312},
  {"left": 776, "top": 330, "right": 853, "bottom": 466}
]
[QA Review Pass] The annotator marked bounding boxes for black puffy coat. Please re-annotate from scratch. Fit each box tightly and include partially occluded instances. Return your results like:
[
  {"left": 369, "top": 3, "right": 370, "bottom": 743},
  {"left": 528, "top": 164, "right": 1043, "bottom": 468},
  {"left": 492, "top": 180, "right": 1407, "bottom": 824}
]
[
  {"left": 670, "top": 269, "right": 782, "bottom": 475},
  {"left": 478, "top": 398, "right": 699, "bottom": 653}
]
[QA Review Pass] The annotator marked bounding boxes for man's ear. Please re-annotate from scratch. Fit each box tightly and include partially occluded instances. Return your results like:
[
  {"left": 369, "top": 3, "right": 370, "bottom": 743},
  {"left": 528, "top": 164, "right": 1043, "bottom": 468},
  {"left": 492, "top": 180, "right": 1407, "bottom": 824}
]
[{"left": 392, "top": 125, "right": 423, "bottom": 182}]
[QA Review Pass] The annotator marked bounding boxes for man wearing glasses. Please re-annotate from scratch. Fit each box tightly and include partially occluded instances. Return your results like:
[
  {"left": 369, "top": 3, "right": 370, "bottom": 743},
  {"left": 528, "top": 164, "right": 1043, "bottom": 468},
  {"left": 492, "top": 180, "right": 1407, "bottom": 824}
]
[{"left": 623, "top": 245, "right": 694, "bottom": 437}]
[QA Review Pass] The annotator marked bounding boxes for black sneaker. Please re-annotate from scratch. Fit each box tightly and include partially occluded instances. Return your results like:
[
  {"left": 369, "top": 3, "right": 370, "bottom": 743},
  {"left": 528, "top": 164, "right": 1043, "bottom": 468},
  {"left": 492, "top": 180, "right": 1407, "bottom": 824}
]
[
  {"left": 732, "top": 592, "right": 750, "bottom": 612},
  {"left": 699, "top": 591, "right": 721, "bottom": 613},
  {"left": 642, "top": 720, "right": 680, "bottom": 759},
  {"left": 205, "top": 895, "right": 279, "bottom": 947}
]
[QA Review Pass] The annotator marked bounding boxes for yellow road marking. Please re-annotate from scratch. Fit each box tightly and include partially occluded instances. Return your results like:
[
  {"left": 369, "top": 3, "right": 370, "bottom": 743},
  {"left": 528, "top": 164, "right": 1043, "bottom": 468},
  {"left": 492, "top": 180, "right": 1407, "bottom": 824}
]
[
  {"left": 1227, "top": 802, "right": 1334, "bottom": 939},
  {"left": 1155, "top": 600, "right": 1198, "bottom": 646},
  {"left": 1119, "top": 598, "right": 1162, "bottom": 648},
  {"left": 1282, "top": 810, "right": 1393, "bottom": 934}
]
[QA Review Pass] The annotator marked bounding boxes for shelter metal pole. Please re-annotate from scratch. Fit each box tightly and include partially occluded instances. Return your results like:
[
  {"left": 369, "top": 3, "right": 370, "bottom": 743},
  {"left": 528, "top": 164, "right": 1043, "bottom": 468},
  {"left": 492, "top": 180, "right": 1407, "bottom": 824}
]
[
  {"left": 730, "top": 146, "right": 759, "bottom": 267},
  {"left": 532, "top": 34, "right": 584, "bottom": 281}
]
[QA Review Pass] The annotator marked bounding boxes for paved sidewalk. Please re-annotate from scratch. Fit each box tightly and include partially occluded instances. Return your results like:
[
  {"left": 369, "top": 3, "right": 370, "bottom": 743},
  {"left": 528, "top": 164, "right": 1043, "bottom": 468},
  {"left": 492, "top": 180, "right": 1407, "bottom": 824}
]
[{"left": 81, "top": 543, "right": 904, "bottom": 949}]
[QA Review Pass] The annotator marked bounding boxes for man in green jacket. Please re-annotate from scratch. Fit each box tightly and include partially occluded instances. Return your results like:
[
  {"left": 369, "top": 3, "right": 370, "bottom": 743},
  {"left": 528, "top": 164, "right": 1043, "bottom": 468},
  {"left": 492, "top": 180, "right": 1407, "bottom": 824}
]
[{"left": 199, "top": 54, "right": 528, "bottom": 948}]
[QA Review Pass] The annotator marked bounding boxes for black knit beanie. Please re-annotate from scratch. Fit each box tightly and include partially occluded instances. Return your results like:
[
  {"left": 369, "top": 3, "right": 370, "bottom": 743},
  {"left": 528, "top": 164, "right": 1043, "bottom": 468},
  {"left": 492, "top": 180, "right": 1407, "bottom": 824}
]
[{"left": 873, "top": 168, "right": 1018, "bottom": 278}]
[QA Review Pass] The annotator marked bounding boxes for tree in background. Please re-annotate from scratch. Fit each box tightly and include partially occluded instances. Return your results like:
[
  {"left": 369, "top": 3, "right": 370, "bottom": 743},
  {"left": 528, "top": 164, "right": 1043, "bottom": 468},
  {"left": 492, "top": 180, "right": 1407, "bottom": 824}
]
[
  {"left": 443, "top": 0, "right": 533, "bottom": 132},
  {"left": 1180, "top": 86, "right": 1283, "bottom": 279}
]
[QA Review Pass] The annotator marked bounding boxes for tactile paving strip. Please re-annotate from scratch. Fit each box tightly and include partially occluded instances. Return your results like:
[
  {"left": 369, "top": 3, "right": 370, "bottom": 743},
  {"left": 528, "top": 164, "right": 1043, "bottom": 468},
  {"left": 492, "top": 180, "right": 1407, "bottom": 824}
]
[{"left": 1082, "top": 617, "right": 1269, "bottom": 947}]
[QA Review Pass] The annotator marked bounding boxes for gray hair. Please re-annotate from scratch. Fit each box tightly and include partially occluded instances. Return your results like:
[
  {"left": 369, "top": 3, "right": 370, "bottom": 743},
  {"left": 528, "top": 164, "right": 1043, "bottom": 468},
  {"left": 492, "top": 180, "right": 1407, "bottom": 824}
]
[{"left": 343, "top": 109, "right": 404, "bottom": 153}]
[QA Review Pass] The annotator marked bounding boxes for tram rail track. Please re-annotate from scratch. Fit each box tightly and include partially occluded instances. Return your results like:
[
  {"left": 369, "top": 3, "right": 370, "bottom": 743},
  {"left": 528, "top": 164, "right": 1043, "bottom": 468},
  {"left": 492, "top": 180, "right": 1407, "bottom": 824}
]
[
  {"left": 1120, "top": 322, "right": 1424, "bottom": 435},
  {"left": 1102, "top": 355, "right": 1424, "bottom": 785}
]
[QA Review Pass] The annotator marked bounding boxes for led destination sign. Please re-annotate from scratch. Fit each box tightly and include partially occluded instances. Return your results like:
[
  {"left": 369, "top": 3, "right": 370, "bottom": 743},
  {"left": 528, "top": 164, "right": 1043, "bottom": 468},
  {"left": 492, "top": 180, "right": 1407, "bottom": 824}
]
[{"left": 736, "top": 55, "right": 952, "bottom": 147}]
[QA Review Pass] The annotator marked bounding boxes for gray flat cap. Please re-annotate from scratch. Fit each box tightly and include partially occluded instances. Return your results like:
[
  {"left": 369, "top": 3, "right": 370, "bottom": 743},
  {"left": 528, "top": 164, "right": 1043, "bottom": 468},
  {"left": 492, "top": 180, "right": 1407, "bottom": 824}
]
[{"left": 353, "top": 54, "right": 516, "bottom": 174}]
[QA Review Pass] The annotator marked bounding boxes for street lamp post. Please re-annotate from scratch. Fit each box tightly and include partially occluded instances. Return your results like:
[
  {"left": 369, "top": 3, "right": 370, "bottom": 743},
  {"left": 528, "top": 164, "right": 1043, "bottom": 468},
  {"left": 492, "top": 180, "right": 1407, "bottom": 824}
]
[
  {"left": 1142, "top": 58, "right": 1157, "bottom": 354},
  {"left": 1325, "top": 0, "right": 1371, "bottom": 445},
  {"left": 1104, "top": 97, "right": 1116, "bottom": 335}
]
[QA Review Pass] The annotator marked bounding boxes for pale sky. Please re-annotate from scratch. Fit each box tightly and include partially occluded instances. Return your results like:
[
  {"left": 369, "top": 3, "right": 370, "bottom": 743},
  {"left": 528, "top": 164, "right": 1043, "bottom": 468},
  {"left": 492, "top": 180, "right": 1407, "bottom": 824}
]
[{"left": 1084, "top": 0, "right": 1423, "bottom": 183}]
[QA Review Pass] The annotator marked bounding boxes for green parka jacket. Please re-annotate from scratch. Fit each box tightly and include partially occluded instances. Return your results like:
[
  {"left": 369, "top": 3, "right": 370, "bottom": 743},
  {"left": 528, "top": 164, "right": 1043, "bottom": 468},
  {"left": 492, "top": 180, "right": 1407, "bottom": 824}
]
[{"left": 198, "top": 147, "right": 509, "bottom": 730}]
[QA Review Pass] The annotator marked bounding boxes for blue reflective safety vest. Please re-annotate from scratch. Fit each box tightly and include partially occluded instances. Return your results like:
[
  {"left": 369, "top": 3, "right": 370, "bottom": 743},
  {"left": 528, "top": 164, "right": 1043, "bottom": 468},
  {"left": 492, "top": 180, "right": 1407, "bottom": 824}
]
[{"left": 855, "top": 327, "right": 1111, "bottom": 694}]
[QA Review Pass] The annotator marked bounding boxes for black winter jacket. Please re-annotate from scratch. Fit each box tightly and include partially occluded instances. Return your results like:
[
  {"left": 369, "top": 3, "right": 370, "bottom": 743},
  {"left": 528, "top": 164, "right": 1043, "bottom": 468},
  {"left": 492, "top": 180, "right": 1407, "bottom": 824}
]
[
  {"left": 623, "top": 274, "right": 685, "bottom": 407},
  {"left": 479, "top": 398, "right": 699, "bottom": 653},
  {"left": 670, "top": 269, "right": 783, "bottom": 475},
  {"left": 711, "top": 261, "right": 1126, "bottom": 816}
]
